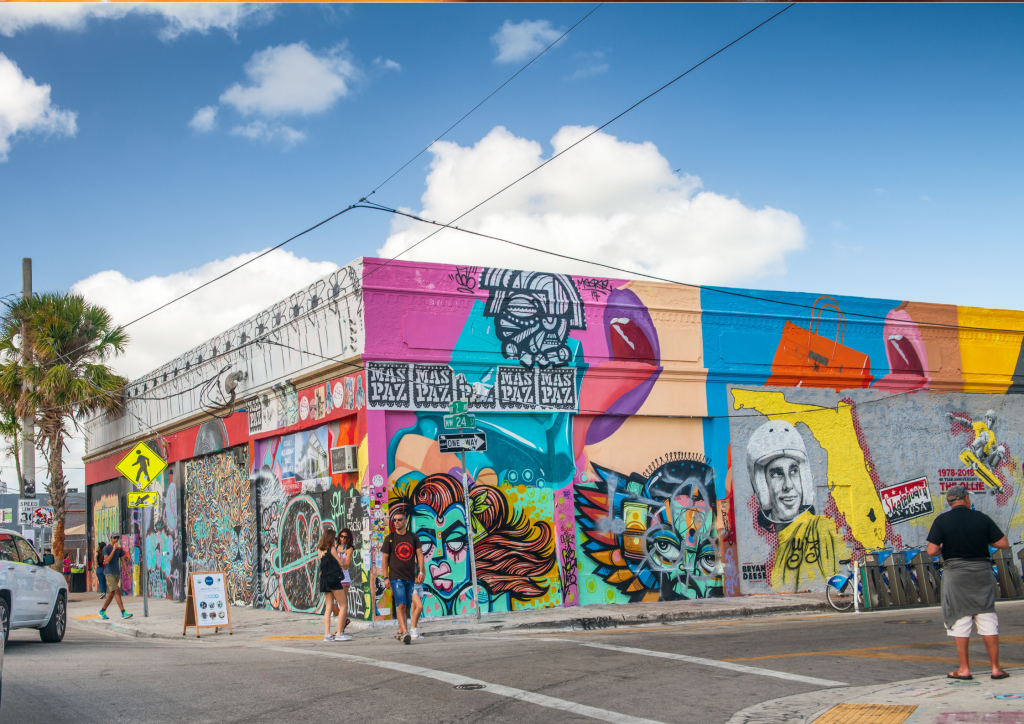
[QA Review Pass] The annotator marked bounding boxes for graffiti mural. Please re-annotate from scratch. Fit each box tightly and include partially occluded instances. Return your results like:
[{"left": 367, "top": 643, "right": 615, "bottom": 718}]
[
  {"left": 254, "top": 425, "right": 368, "bottom": 616},
  {"left": 389, "top": 473, "right": 557, "bottom": 616},
  {"left": 576, "top": 455, "right": 722, "bottom": 601},
  {"left": 143, "top": 471, "right": 182, "bottom": 600},
  {"left": 185, "top": 449, "right": 256, "bottom": 605}
]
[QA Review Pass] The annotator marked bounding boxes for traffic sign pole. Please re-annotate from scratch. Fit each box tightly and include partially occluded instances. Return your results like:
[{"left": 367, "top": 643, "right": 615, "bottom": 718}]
[{"left": 459, "top": 446, "right": 481, "bottom": 624}]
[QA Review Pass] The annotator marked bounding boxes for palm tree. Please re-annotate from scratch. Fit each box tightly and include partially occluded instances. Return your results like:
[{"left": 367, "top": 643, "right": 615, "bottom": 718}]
[
  {"left": 0, "top": 292, "right": 128, "bottom": 560},
  {"left": 0, "top": 405, "right": 23, "bottom": 494}
]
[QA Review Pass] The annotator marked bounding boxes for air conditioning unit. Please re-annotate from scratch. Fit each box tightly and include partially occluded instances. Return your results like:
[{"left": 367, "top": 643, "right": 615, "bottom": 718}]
[{"left": 330, "top": 445, "right": 359, "bottom": 474}]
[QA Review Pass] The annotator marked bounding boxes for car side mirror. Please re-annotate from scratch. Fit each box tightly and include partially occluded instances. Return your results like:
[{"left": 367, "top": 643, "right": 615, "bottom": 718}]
[{"left": 42, "top": 553, "right": 55, "bottom": 566}]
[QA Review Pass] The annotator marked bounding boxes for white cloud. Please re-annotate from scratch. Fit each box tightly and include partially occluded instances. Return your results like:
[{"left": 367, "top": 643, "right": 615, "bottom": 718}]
[
  {"left": 0, "top": 3, "right": 275, "bottom": 41},
  {"left": 0, "top": 53, "right": 77, "bottom": 162},
  {"left": 188, "top": 105, "right": 218, "bottom": 133},
  {"left": 220, "top": 43, "right": 358, "bottom": 118},
  {"left": 65, "top": 249, "right": 337, "bottom": 489},
  {"left": 374, "top": 57, "right": 401, "bottom": 72},
  {"left": 71, "top": 249, "right": 338, "bottom": 382},
  {"left": 229, "top": 120, "right": 305, "bottom": 148},
  {"left": 491, "top": 19, "right": 562, "bottom": 63},
  {"left": 377, "top": 126, "right": 806, "bottom": 286},
  {"left": 569, "top": 51, "right": 608, "bottom": 80}
]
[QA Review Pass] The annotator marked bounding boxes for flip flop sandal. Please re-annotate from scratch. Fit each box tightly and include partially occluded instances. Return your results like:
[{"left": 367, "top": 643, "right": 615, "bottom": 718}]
[
  {"left": 947, "top": 673, "right": 974, "bottom": 680},
  {"left": 992, "top": 672, "right": 1011, "bottom": 680}
]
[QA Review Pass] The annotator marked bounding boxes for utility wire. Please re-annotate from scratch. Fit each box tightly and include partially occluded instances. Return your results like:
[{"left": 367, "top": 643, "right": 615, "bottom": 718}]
[
  {"left": 10, "top": 5, "right": 602, "bottom": 377},
  {"left": 372, "top": 4, "right": 797, "bottom": 270},
  {"left": 364, "top": 4, "right": 602, "bottom": 200},
  {"left": 354, "top": 203, "right": 1024, "bottom": 338}
]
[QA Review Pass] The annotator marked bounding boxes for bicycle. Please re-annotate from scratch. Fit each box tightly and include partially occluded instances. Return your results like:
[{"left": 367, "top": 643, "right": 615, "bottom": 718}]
[{"left": 826, "top": 557, "right": 862, "bottom": 611}]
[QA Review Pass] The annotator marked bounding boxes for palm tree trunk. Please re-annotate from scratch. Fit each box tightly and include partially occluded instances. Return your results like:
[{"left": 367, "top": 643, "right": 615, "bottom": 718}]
[{"left": 46, "top": 425, "right": 67, "bottom": 563}]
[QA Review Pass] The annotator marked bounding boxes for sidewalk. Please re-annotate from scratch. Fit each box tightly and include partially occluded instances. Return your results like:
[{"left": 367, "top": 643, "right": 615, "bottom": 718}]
[
  {"left": 728, "top": 668, "right": 1024, "bottom": 724},
  {"left": 67, "top": 591, "right": 831, "bottom": 642}
]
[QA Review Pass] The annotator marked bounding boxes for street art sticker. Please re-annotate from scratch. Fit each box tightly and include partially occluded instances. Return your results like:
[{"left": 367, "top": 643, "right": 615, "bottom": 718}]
[
  {"left": 389, "top": 473, "right": 558, "bottom": 617},
  {"left": 879, "top": 478, "right": 933, "bottom": 524},
  {"left": 185, "top": 449, "right": 256, "bottom": 605},
  {"left": 575, "top": 454, "right": 723, "bottom": 602}
]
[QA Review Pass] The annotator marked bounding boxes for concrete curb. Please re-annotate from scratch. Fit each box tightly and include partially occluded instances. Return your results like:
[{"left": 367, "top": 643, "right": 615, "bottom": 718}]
[{"left": 71, "top": 598, "right": 832, "bottom": 641}]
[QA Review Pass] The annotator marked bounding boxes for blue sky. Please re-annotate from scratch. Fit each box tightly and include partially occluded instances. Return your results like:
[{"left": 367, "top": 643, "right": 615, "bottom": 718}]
[
  {"left": 1, "top": 3, "right": 1022, "bottom": 310},
  {"left": 1, "top": 2, "right": 1022, "bottom": 490}
]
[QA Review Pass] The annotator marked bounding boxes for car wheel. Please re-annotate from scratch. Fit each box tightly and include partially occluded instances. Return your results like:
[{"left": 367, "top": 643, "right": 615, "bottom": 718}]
[
  {"left": 39, "top": 593, "right": 66, "bottom": 643},
  {"left": 0, "top": 596, "right": 8, "bottom": 641}
]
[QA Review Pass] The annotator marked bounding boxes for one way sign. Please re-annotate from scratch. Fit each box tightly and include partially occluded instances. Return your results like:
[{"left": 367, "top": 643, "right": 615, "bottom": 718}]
[{"left": 438, "top": 433, "right": 487, "bottom": 454}]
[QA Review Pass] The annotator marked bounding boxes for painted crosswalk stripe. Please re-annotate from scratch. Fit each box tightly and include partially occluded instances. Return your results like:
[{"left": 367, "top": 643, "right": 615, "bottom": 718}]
[
  {"left": 268, "top": 646, "right": 666, "bottom": 724},
  {"left": 539, "top": 639, "right": 847, "bottom": 688}
]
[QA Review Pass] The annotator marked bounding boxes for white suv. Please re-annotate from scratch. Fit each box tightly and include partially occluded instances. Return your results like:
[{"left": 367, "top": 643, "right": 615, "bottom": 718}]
[{"left": 0, "top": 528, "right": 68, "bottom": 643}]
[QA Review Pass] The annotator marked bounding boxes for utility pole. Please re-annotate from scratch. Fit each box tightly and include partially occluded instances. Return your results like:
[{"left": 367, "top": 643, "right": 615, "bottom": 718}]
[{"left": 21, "top": 258, "right": 35, "bottom": 499}]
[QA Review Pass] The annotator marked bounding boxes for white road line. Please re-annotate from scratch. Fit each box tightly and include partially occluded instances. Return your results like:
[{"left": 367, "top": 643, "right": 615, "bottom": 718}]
[
  {"left": 537, "top": 639, "right": 847, "bottom": 688},
  {"left": 268, "top": 645, "right": 666, "bottom": 724}
]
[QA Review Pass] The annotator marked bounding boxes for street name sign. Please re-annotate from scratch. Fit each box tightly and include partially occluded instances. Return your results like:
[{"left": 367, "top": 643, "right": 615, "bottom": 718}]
[
  {"left": 438, "top": 433, "right": 488, "bottom": 454},
  {"left": 128, "top": 491, "right": 159, "bottom": 508},
  {"left": 115, "top": 442, "right": 167, "bottom": 491},
  {"left": 449, "top": 400, "right": 469, "bottom": 415},
  {"left": 443, "top": 413, "right": 476, "bottom": 430}
]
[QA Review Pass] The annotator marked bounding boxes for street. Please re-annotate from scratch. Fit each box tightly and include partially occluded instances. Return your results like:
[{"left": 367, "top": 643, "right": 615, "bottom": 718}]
[{"left": 6, "top": 601, "right": 1024, "bottom": 724}]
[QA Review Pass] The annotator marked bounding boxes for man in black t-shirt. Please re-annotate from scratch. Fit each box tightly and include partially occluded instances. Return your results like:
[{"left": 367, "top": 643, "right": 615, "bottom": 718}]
[
  {"left": 926, "top": 485, "right": 1009, "bottom": 680},
  {"left": 381, "top": 511, "right": 425, "bottom": 645}
]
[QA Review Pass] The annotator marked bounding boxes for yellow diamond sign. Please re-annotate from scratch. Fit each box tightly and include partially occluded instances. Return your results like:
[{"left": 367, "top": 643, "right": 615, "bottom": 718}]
[
  {"left": 116, "top": 442, "right": 167, "bottom": 491},
  {"left": 128, "top": 491, "right": 159, "bottom": 508}
]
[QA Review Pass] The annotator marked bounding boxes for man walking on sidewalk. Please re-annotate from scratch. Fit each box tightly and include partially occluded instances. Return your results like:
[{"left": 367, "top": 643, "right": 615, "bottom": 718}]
[
  {"left": 99, "top": 533, "right": 133, "bottom": 620},
  {"left": 381, "top": 511, "right": 425, "bottom": 645},
  {"left": 926, "top": 484, "right": 1008, "bottom": 680}
]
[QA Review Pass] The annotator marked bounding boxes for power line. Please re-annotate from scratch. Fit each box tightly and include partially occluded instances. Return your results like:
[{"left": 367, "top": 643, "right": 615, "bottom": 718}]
[
  {"left": 364, "top": 4, "right": 602, "bottom": 200},
  {"left": 10, "top": 6, "right": 603, "bottom": 380},
  {"left": 372, "top": 4, "right": 797, "bottom": 271},
  {"left": 354, "top": 203, "right": 1024, "bottom": 338}
]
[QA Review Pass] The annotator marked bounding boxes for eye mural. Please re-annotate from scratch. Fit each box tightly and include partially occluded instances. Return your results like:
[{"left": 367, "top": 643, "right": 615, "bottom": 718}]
[
  {"left": 575, "top": 454, "right": 724, "bottom": 601},
  {"left": 388, "top": 473, "right": 558, "bottom": 616},
  {"left": 480, "top": 268, "right": 586, "bottom": 368}
]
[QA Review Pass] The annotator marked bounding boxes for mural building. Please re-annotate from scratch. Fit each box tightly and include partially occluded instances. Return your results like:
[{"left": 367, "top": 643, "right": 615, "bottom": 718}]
[{"left": 81, "top": 258, "right": 1024, "bottom": 618}]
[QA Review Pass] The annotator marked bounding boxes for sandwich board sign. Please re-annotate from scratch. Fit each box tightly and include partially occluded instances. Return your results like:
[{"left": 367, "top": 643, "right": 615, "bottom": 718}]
[
  {"left": 183, "top": 571, "right": 233, "bottom": 638},
  {"left": 115, "top": 442, "right": 167, "bottom": 492}
]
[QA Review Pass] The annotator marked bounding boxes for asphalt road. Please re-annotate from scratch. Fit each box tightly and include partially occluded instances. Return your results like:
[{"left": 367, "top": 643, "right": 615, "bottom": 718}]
[{"left": 5, "top": 601, "right": 1024, "bottom": 724}]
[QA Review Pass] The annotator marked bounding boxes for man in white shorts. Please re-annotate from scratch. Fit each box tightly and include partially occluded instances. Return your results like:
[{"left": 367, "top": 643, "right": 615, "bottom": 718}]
[{"left": 926, "top": 484, "right": 1009, "bottom": 680}]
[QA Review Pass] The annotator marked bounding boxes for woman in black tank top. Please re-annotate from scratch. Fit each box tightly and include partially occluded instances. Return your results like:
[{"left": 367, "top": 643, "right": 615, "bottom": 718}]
[{"left": 317, "top": 530, "right": 349, "bottom": 641}]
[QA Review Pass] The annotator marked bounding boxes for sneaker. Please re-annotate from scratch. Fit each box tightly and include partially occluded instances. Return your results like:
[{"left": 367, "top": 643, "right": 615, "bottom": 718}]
[
  {"left": 334, "top": 633, "right": 353, "bottom": 642},
  {"left": 98, "top": 610, "right": 109, "bottom": 620},
  {"left": 323, "top": 634, "right": 335, "bottom": 642},
  {"left": 121, "top": 611, "right": 133, "bottom": 619},
  {"left": 410, "top": 628, "right": 420, "bottom": 640},
  {"left": 403, "top": 632, "right": 411, "bottom": 645}
]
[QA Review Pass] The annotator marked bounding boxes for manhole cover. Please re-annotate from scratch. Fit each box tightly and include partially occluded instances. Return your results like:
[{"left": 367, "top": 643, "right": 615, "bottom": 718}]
[
  {"left": 455, "top": 684, "right": 485, "bottom": 690},
  {"left": 884, "top": 620, "right": 930, "bottom": 625}
]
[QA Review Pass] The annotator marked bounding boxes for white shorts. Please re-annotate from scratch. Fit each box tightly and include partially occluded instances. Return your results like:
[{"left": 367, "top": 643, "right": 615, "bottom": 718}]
[{"left": 946, "top": 612, "right": 998, "bottom": 638}]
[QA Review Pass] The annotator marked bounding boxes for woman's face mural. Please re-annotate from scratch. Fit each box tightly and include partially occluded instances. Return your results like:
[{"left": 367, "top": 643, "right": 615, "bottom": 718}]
[{"left": 413, "top": 501, "right": 471, "bottom": 602}]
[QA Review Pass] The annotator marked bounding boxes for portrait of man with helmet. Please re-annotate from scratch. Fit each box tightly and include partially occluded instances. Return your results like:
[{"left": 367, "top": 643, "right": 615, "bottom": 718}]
[{"left": 746, "top": 420, "right": 843, "bottom": 590}]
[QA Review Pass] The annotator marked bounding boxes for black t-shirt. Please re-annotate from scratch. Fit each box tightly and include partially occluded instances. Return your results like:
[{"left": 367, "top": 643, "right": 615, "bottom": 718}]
[
  {"left": 381, "top": 531, "right": 417, "bottom": 581},
  {"left": 927, "top": 506, "right": 1005, "bottom": 561}
]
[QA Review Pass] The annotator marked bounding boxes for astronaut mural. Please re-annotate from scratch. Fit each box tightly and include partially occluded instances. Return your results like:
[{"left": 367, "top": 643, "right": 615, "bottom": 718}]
[{"left": 744, "top": 421, "right": 841, "bottom": 590}]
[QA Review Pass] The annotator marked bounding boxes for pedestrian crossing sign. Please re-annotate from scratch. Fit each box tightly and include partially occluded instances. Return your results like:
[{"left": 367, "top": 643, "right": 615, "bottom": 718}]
[
  {"left": 128, "top": 491, "right": 159, "bottom": 508},
  {"left": 116, "top": 442, "right": 167, "bottom": 491}
]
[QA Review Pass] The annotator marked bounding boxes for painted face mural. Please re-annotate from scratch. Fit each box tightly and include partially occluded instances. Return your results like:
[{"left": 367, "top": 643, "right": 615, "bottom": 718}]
[
  {"left": 389, "top": 473, "right": 557, "bottom": 616},
  {"left": 576, "top": 456, "right": 723, "bottom": 601},
  {"left": 480, "top": 268, "right": 586, "bottom": 368}
]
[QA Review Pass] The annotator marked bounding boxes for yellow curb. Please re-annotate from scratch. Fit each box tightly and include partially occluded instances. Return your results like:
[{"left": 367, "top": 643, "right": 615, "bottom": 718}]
[
  {"left": 261, "top": 635, "right": 333, "bottom": 641},
  {"left": 74, "top": 614, "right": 101, "bottom": 620}
]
